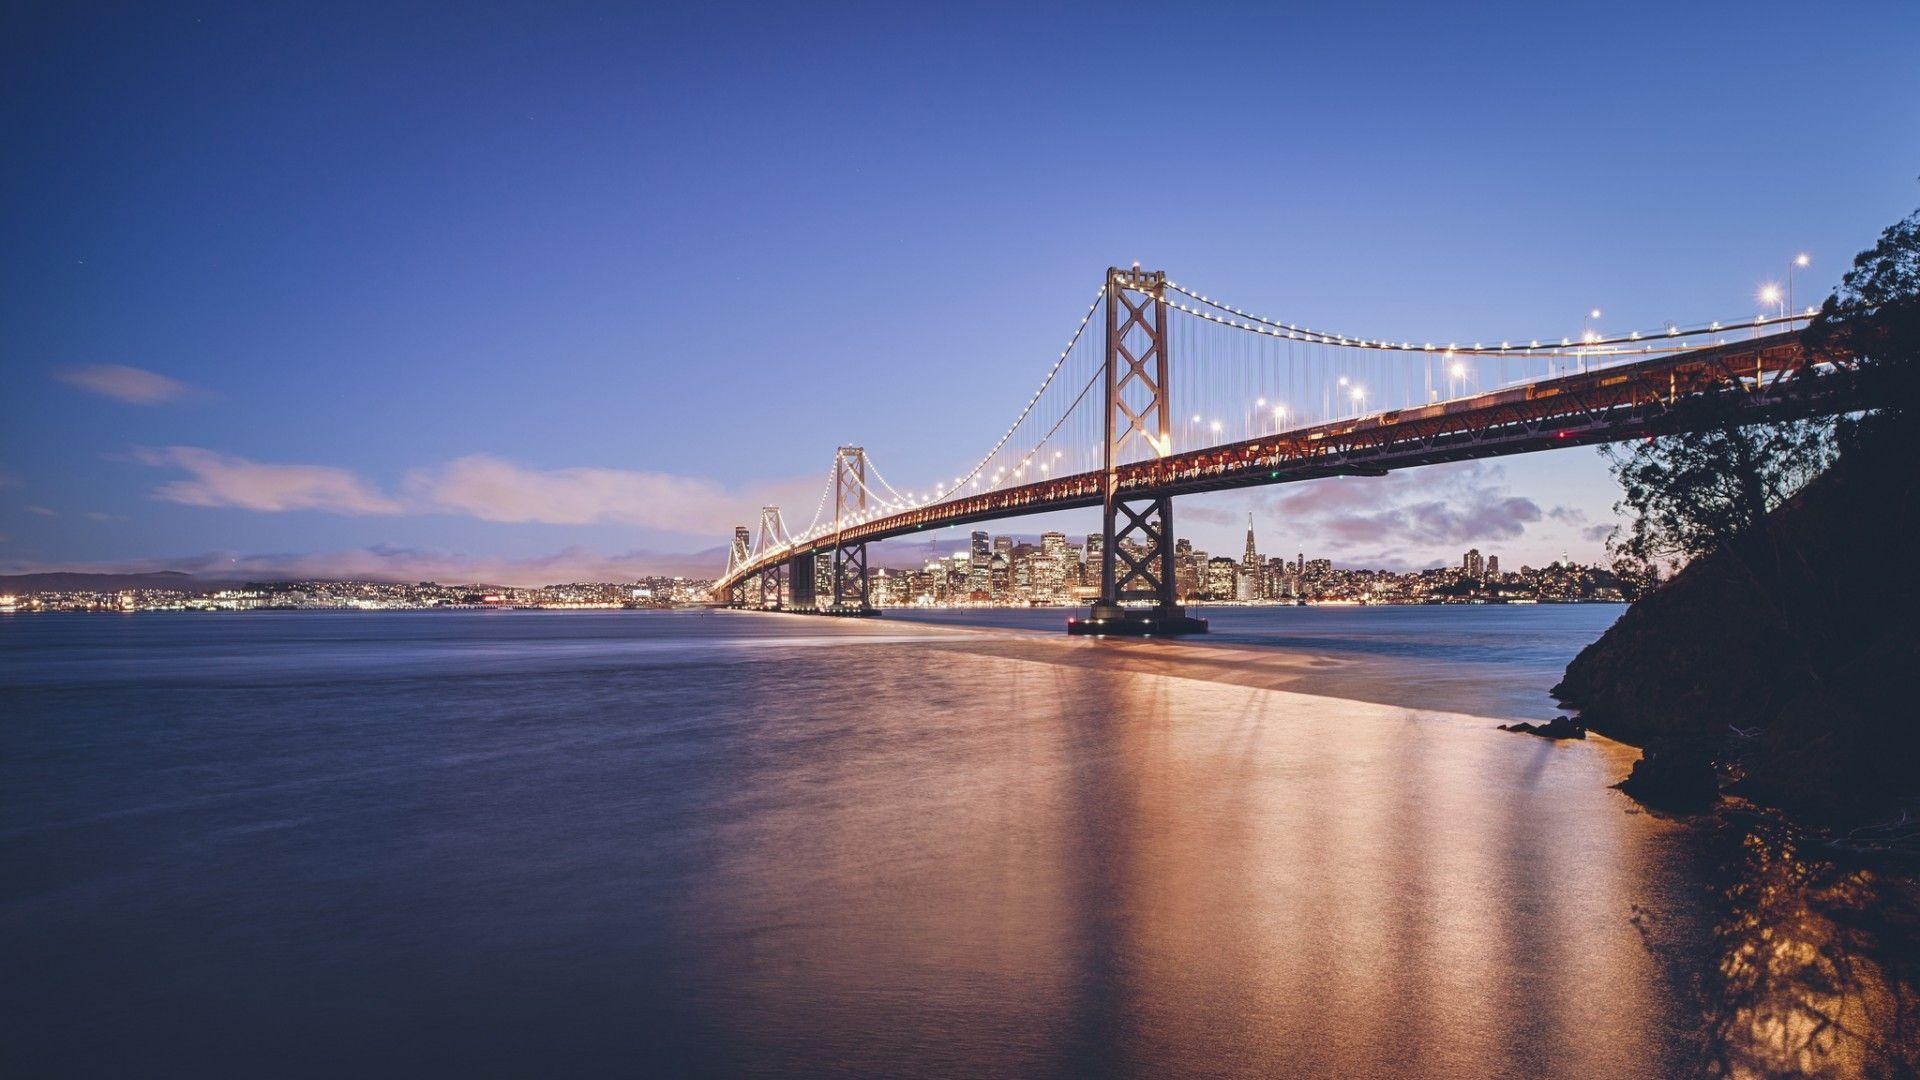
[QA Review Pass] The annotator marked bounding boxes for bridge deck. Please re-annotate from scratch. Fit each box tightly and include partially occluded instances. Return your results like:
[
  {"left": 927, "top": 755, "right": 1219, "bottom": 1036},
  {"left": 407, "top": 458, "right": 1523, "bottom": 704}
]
[{"left": 720, "top": 328, "right": 1861, "bottom": 590}]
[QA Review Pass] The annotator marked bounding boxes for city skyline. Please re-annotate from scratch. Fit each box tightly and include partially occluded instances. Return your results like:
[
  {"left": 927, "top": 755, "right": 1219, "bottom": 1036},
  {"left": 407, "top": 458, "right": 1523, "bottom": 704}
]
[{"left": 6, "top": 4, "right": 1918, "bottom": 584}]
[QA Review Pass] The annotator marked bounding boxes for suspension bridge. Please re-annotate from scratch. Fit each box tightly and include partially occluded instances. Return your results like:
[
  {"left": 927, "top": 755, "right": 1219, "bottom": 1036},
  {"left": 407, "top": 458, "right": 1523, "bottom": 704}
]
[{"left": 713, "top": 266, "right": 1869, "bottom": 635}]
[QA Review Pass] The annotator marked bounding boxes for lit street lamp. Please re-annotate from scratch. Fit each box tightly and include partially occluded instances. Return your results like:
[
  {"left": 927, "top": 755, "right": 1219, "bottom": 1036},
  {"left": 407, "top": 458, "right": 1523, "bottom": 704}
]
[{"left": 1758, "top": 282, "right": 1784, "bottom": 319}]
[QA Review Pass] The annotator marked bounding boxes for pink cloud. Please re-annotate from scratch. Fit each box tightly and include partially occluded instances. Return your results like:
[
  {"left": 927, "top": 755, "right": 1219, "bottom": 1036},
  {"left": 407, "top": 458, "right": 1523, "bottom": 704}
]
[
  {"left": 0, "top": 544, "right": 729, "bottom": 588},
  {"left": 1243, "top": 461, "right": 1548, "bottom": 555},
  {"left": 134, "top": 446, "right": 405, "bottom": 515},
  {"left": 127, "top": 446, "right": 819, "bottom": 540},
  {"left": 406, "top": 454, "right": 817, "bottom": 535},
  {"left": 55, "top": 364, "right": 194, "bottom": 405}
]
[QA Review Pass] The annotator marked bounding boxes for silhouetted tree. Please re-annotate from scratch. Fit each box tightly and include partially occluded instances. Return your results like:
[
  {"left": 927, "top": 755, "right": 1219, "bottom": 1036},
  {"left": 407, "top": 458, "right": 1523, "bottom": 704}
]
[
  {"left": 1603, "top": 408, "right": 1833, "bottom": 567},
  {"left": 1808, "top": 200, "right": 1920, "bottom": 455},
  {"left": 1605, "top": 199, "right": 1920, "bottom": 568}
]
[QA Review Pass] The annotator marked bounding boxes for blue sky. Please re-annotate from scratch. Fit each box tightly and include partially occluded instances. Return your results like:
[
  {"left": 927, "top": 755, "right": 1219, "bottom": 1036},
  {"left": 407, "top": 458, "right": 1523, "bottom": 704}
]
[{"left": 4, "top": 1, "right": 1916, "bottom": 583}]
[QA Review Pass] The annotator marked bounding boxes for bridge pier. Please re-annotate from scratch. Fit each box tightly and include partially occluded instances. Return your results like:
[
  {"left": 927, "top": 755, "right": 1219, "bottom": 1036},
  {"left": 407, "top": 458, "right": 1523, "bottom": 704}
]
[
  {"left": 1070, "top": 266, "right": 1205, "bottom": 637},
  {"left": 788, "top": 551, "right": 816, "bottom": 610}
]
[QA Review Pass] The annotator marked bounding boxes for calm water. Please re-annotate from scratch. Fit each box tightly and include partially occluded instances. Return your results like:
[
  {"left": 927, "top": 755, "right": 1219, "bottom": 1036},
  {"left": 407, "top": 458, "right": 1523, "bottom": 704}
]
[{"left": 3, "top": 607, "right": 1913, "bottom": 1078}]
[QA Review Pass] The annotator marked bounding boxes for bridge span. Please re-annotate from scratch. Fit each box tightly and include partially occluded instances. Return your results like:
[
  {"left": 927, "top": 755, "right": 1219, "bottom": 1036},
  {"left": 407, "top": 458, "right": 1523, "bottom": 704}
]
[{"left": 714, "top": 268, "right": 1867, "bottom": 634}]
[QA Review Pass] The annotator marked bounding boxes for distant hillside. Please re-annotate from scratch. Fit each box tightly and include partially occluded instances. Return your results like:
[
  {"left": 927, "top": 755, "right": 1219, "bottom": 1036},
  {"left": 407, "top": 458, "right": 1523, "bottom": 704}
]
[{"left": 0, "top": 571, "right": 241, "bottom": 594}]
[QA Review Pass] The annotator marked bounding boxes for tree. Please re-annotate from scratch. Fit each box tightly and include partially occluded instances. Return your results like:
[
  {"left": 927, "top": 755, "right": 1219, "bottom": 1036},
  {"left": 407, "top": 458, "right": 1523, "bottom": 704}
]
[
  {"left": 1603, "top": 409, "right": 1833, "bottom": 567},
  {"left": 1605, "top": 199, "right": 1920, "bottom": 568},
  {"left": 1807, "top": 201, "right": 1920, "bottom": 453}
]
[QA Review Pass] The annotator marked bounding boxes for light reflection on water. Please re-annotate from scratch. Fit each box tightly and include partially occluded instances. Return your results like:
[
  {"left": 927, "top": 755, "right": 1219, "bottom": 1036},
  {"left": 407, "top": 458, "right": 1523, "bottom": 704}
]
[{"left": 1, "top": 609, "right": 1913, "bottom": 1077}]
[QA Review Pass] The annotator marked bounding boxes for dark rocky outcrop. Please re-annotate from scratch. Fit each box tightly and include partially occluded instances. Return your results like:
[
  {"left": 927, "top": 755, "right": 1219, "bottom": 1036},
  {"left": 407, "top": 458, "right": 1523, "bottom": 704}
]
[
  {"left": 1498, "top": 716, "right": 1586, "bottom": 740},
  {"left": 1554, "top": 448, "right": 1919, "bottom": 824},
  {"left": 1614, "top": 737, "right": 1719, "bottom": 811}
]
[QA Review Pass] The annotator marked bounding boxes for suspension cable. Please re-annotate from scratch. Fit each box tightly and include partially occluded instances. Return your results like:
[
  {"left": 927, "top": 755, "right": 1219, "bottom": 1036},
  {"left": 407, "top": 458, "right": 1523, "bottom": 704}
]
[
  {"left": 1165, "top": 279, "right": 1813, "bottom": 360},
  {"left": 941, "top": 287, "right": 1104, "bottom": 499}
]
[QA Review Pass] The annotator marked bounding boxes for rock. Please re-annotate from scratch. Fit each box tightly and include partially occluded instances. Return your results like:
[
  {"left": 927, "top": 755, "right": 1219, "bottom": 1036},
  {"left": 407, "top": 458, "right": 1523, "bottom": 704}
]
[
  {"left": 1499, "top": 715, "right": 1587, "bottom": 740},
  {"left": 1616, "top": 739, "right": 1719, "bottom": 812},
  {"left": 1553, "top": 447, "right": 1920, "bottom": 827}
]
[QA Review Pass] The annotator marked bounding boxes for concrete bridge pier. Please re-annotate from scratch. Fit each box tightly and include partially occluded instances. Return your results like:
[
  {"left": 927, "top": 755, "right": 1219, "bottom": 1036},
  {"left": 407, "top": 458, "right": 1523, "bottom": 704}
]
[{"left": 788, "top": 551, "right": 815, "bottom": 610}]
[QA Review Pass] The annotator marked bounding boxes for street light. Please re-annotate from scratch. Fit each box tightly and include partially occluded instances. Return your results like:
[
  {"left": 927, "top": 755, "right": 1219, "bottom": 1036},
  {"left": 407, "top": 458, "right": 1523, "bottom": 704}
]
[
  {"left": 1758, "top": 283, "right": 1784, "bottom": 318},
  {"left": 1789, "top": 253, "right": 1810, "bottom": 318}
]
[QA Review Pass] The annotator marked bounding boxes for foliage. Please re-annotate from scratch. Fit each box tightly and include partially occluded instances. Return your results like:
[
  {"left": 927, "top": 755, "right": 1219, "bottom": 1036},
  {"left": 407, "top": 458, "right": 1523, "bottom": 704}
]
[
  {"left": 1607, "top": 198, "right": 1920, "bottom": 567},
  {"left": 1809, "top": 200, "right": 1920, "bottom": 450},
  {"left": 1604, "top": 411, "right": 1833, "bottom": 566}
]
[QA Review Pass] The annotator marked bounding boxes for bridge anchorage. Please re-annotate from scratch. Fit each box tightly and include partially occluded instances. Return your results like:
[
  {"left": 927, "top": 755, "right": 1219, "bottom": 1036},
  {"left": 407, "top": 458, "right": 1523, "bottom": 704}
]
[{"left": 1071, "top": 267, "right": 1207, "bottom": 636}]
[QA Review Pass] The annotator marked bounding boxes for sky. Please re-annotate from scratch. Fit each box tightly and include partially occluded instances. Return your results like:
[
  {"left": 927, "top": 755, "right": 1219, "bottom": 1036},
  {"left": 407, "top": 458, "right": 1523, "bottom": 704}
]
[{"left": 3, "top": 1, "right": 1917, "bottom": 584}]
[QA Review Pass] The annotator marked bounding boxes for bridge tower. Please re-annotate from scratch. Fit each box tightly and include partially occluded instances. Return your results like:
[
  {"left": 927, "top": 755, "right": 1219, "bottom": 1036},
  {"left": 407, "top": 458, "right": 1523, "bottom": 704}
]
[
  {"left": 1071, "top": 267, "right": 1207, "bottom": 636},
  {"left": 724, "top": 525, "right": 752, "bottom": 608},
  {"left": 828, "top": 446, "right": 876, "bottom": 615},
  {"left": 754, "top": 505, "right": 786, "bottom": 609}
]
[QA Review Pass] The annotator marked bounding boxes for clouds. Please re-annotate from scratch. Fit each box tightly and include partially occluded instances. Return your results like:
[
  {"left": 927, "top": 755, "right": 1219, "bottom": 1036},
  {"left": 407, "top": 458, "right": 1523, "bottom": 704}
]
[
  {"left": 55, "top": 364, "right": 195, "bottom": 405},
  {"left": 134, "top": 446, "right": 406, "bottom": 515},
  {"left": 405, "top": 455, "right": 746, "bottom": 533},
  {"left": 129, "top": 446, "right": 814, "bottom": 537},
  {"left": 0, "top": 544, "right": 730, "bottom": 588},
  {"left": 1244, "top": 462, "right": 1549, "bottom": 560}
]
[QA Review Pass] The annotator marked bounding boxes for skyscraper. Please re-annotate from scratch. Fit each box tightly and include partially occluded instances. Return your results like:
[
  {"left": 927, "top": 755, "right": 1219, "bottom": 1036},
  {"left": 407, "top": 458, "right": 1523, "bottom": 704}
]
[{"left": 1241, "top": 514, "right": 1263, "bottom": 600}]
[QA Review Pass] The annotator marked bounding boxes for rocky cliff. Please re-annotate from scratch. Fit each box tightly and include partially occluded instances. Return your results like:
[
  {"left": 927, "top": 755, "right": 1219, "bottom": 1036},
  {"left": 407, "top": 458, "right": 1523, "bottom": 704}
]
[{"left": 1553, "top": 446, "right": 1919, "bottom": 823}]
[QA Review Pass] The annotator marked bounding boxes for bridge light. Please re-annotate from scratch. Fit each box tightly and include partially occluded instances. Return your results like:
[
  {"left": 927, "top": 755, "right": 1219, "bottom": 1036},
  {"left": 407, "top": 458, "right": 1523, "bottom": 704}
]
[
  {"left": 1450, "top": 362, "right": 1467, "bottom": 378},
  {"left": 1589, "top": 309, "right": 1602, "bottom": 320},
  {"left": 1795, "top": 253, "right": 1810, "bottom": 268}
]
